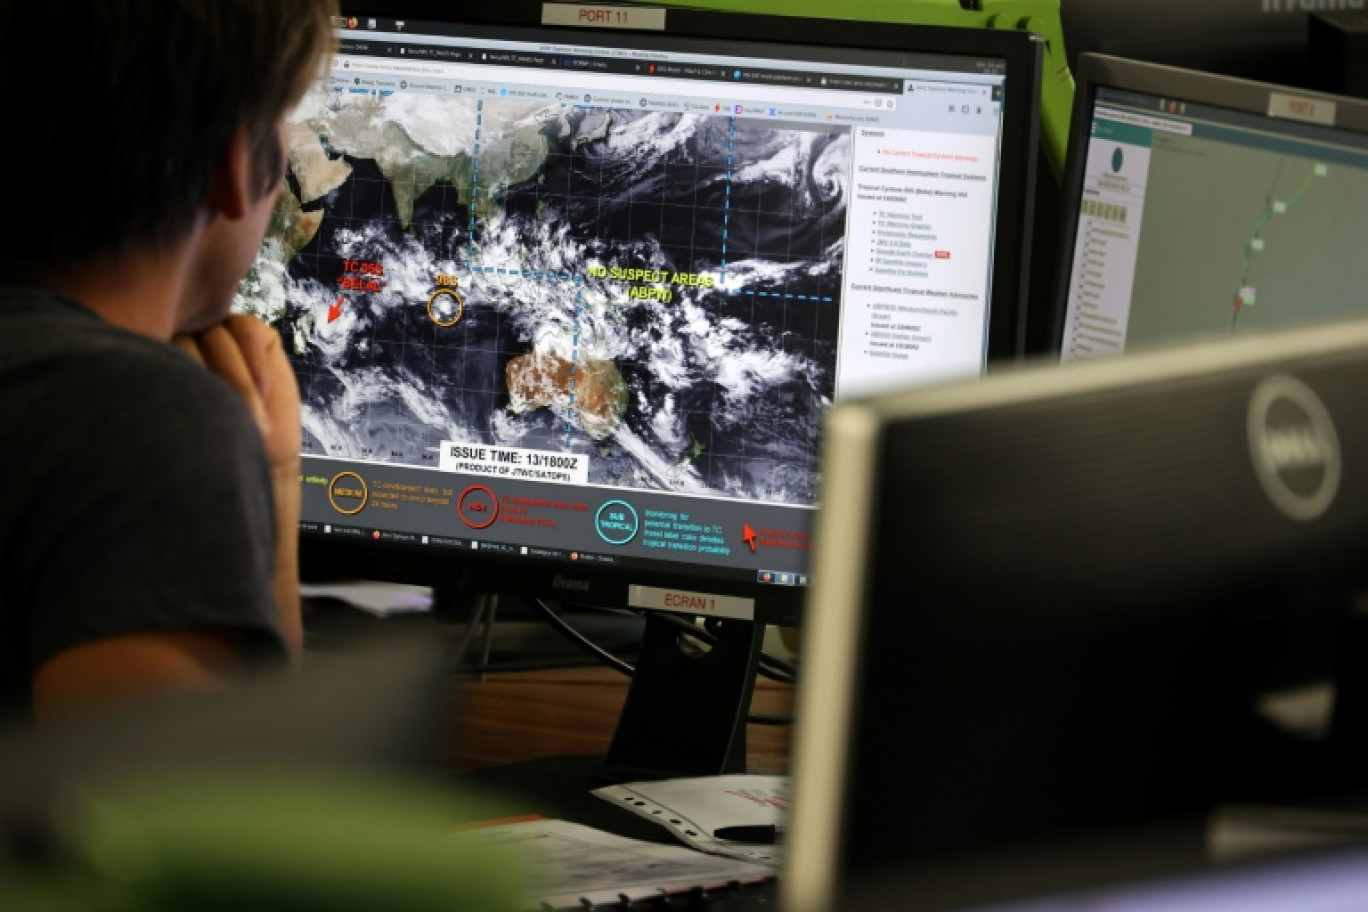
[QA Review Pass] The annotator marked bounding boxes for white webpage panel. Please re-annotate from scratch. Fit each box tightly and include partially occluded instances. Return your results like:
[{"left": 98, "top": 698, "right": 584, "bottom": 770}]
[
  {"left": 837, "top": 126, "right": 1000, "bottom": 399},
  {"left": 1060, "top": 121, "right": 1151, "bottom": 361}
]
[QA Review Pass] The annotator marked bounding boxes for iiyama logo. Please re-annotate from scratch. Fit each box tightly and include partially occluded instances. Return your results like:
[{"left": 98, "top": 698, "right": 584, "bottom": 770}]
[
  {"left": 552, "top": 574, "right": 592, "bottom": 593},
  {"left": 1247, "top": 375, "right": 1341, "bottom": 522},
  {"left": 1261, "top": 0, "right": 1364, "bottom": 11}
]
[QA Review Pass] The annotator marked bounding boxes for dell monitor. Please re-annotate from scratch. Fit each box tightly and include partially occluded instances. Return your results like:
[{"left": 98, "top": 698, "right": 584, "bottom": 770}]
[
  {"left": 788, "top": 317, "right": 1368, "bottom": 912},
  {"left": 1054, "top": 53, "right": 1368, "bottom": 362},
  {"left": 235, "top": 0, "right": 1042, "bottom": 778}
]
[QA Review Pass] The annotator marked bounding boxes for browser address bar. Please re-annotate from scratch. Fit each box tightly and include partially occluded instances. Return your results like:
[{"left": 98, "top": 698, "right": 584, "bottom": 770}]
[{"left": 334, "top": 55, "right": 893, "bottom": 109}]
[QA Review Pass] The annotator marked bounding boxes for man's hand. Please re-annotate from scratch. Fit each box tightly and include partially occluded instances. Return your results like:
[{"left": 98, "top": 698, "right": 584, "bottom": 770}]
[
  {"left": 175, "top": 314, "right": 302, "bottom": 472},
  {"left": 175, "top": 315, "right": 304, "bottom": 660}
]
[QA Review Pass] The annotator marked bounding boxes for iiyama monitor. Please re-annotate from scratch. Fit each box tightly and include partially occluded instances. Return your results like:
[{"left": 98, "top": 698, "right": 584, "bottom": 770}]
[
  {"left": 234, "top": 0, "right": 1041, "bottom": 776},
  {"left": 239, "top": 4, "right": 1039, "bottom": 622},
  {"left": 1054, "top": 54, "right": 1368, "bottom": 361},
  {"left": 789, "top": 318, "right": 1368, "bottom": 912}
]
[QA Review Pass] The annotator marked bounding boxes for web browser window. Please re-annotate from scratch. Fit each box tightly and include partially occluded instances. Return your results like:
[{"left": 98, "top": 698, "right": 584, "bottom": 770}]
[{"left": 236, "top": 14, "right": 1018, "bottom": 593}]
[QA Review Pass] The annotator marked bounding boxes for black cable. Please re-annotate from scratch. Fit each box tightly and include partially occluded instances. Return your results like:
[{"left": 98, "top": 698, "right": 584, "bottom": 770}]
[
  {"left": 647, "top": 611, "right": 797, "bottom": 684},
  {"left": 746, "top": 714, "right": 792, "bottom": 726},
  {"left": 531, "top": 598, "right": 634, "bottom": 677},
  {"left": 553, "top": 600, "right": 799, "bottom": 680},
  {"left": 450, "top": 657, "right": 623, "bottom": 676},
  {"left": 533, "top": 599, "right": 795, "bottom": 725}
]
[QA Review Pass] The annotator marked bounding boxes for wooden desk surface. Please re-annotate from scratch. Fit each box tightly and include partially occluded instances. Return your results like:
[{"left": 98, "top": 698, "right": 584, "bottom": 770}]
[{"left": 448, "top": 666, "right": 794, "bottom": 774}]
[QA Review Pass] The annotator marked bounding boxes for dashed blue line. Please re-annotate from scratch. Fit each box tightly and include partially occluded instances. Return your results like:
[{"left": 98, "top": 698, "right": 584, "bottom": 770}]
[
  {"left": 565, "top": 286, "right": 583, "bottom": 448},
  {"left": 742, "top": 289, "right": 836, "bottom": 302},
  {"left": 454, "top": 258, "right": 835, "bottom": 451},
  {"left": 455, "top": 108, "right": 838, "bottom": 451},
  {"left": 468, "top": 103, "right": 484, "bottom": 254},
  {"left": 722, "top": 117, "right": 734, "bottom": 279}
]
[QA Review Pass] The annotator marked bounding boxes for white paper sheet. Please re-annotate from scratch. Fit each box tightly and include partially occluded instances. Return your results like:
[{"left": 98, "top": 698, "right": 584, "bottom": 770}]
[
  {"left": 593, "top": 774, "right": 788, "bottom": 865},
  {"left": 455, "top": 817, "right": 775, "bottom": 908}
]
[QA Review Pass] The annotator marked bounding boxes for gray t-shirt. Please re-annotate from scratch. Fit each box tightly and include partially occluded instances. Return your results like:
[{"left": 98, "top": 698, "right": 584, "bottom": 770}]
[{"left": 0, "top": 286, "right": 287, "bottom": 716}]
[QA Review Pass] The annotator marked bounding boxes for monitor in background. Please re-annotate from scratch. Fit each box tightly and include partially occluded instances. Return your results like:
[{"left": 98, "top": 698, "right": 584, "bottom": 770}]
[
  {"left": 1053, "top": 53, "right": 1368, "bottom": 362},
  {"left": 788, "top": 318, "right": 1368, "bottom": 912},
  {"left": 234, "top": 1, "right": 1043, "bottom": 779},
  {"left": 1062, "top": 0, "right": 1319, "bottom": 89}
]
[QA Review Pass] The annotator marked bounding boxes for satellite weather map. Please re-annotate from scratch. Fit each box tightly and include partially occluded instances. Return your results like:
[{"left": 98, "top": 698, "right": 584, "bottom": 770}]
[{"left": 237, "top": 85, "right": 849, "bottom": 508}]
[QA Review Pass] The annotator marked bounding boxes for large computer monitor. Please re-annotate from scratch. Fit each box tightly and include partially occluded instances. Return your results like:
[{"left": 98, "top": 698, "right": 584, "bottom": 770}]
[
  {"left": 1053, "top": 54, "right": 1368, "bottom": 362},
  {"left": 788, "top": 318, "right": 1368, "bottom": 912},
  {"left": 233, "top": 1, "right": 1042, "bottom": 777}
]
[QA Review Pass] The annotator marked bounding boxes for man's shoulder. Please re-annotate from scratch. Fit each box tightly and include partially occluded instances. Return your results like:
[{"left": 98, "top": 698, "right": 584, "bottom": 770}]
[
  {"left": 1, "top": 285, "right": 164, "bottom": 359},
  {"left": 0, "top": 287, "right": 262, "bottom": 463},
  {"left": 0, "top": 286, "right": 246, "bottom": 410}
]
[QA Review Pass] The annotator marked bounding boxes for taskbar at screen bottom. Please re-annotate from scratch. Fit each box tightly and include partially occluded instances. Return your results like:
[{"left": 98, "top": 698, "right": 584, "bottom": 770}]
[{"left": 298, "top": 521, "right": 806, "bottom": 625}]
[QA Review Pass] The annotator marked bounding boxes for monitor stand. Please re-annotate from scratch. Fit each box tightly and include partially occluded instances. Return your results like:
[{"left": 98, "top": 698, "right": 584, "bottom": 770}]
[
  {"left": 595, "top": 613, "right": 765, "bottom": 785},
  {"left": 434, "top": 589, "right": 766, "bottom": 783},
  {"left": 449, "top": 591, "right": 500, "bottom": 679}
]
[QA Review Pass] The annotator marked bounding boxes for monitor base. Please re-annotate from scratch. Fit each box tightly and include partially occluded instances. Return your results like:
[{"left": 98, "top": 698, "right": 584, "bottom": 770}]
[{"left": 594, "top": 613, "right": 765, "bottom": 785}]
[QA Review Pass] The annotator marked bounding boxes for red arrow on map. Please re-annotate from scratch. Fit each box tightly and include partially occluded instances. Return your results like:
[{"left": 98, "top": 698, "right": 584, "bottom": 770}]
[
  {"left": 743, "top": 524, "right": 758, "bottom": 553},
  {"left": 327, "top": 295, "right": 346, "bottom": 323}
]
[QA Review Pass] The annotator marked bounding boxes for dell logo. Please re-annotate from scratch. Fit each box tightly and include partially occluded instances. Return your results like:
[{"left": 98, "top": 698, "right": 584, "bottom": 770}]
[
  {"left": 1263, "top": 425, "right": 1327, "bottom": 471},
  {"left": 552, "top": 574, "right": 592, "bottom": 593},
  {"left": 1247, "top": 375, "right": 1341, "bottom": 521}
]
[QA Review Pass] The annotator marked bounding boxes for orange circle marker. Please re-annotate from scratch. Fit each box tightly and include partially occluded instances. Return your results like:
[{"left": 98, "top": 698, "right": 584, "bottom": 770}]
[
  {"left": 327, "top": 471, "right": 369, "bottom": 515},
  {"left": 428, "top": 289, "right": 466, "bottom": 327}
]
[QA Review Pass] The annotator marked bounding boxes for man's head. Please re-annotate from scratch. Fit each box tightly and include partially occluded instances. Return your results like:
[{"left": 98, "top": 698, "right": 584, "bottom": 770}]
[{"left": 0, "top": 1, "right": 336, "bottom": 291}]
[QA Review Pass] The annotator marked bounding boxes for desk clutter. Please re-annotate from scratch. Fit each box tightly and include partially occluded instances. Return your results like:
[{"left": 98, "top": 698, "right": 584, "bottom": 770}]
[
  {"left": 593, "top": 775, "right": 787, "bottom": 866},
  {"left": 456, "top": 775, "right": 785, "bottom": 908},
  {"left": 461, "top": 818, "right": 775, "bottom": 909}
]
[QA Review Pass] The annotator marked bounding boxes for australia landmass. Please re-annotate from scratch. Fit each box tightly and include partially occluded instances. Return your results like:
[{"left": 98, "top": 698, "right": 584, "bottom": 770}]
[{"left": 505, "top": 349, "right": 629, "bottom": 439}]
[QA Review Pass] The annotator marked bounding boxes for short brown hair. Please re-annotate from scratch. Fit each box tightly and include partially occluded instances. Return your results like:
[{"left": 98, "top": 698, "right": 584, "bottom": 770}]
[{"left": 0, "top": 0, "right": 336, "bottom": 271}]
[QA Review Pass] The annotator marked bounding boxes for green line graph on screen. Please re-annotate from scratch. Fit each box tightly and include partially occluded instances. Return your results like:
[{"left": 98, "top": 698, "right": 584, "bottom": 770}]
[{"left": 1126, "top": 130, "right": 1368, "bottom": 348}]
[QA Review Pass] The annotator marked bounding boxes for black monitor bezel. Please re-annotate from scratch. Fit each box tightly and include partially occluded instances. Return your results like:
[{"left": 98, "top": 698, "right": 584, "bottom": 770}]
[
  {"left": 1050, "top": 52, "right": 1368, "bottom": 355},
  {"left": 790, "top": 316, "right": 1368, "bottom": 911},
  {"left": 300, "top": 1, "right": 1043, "bottom": 627}
]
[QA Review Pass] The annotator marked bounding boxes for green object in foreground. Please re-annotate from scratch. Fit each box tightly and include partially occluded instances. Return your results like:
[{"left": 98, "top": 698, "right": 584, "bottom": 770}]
[{"left": 17, "top": 772, "right": 529, "bottom": 912}]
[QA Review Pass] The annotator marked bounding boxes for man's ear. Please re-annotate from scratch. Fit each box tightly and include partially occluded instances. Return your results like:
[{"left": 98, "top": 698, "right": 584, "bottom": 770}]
[{"left": 202, "top": 126, "right": 254, "bottom": 222}]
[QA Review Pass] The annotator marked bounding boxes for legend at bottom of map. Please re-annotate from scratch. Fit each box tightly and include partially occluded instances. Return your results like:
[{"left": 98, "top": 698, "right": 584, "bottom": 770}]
[{"left": 302, "top": 460, "right": 814, "bottom": 577}]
